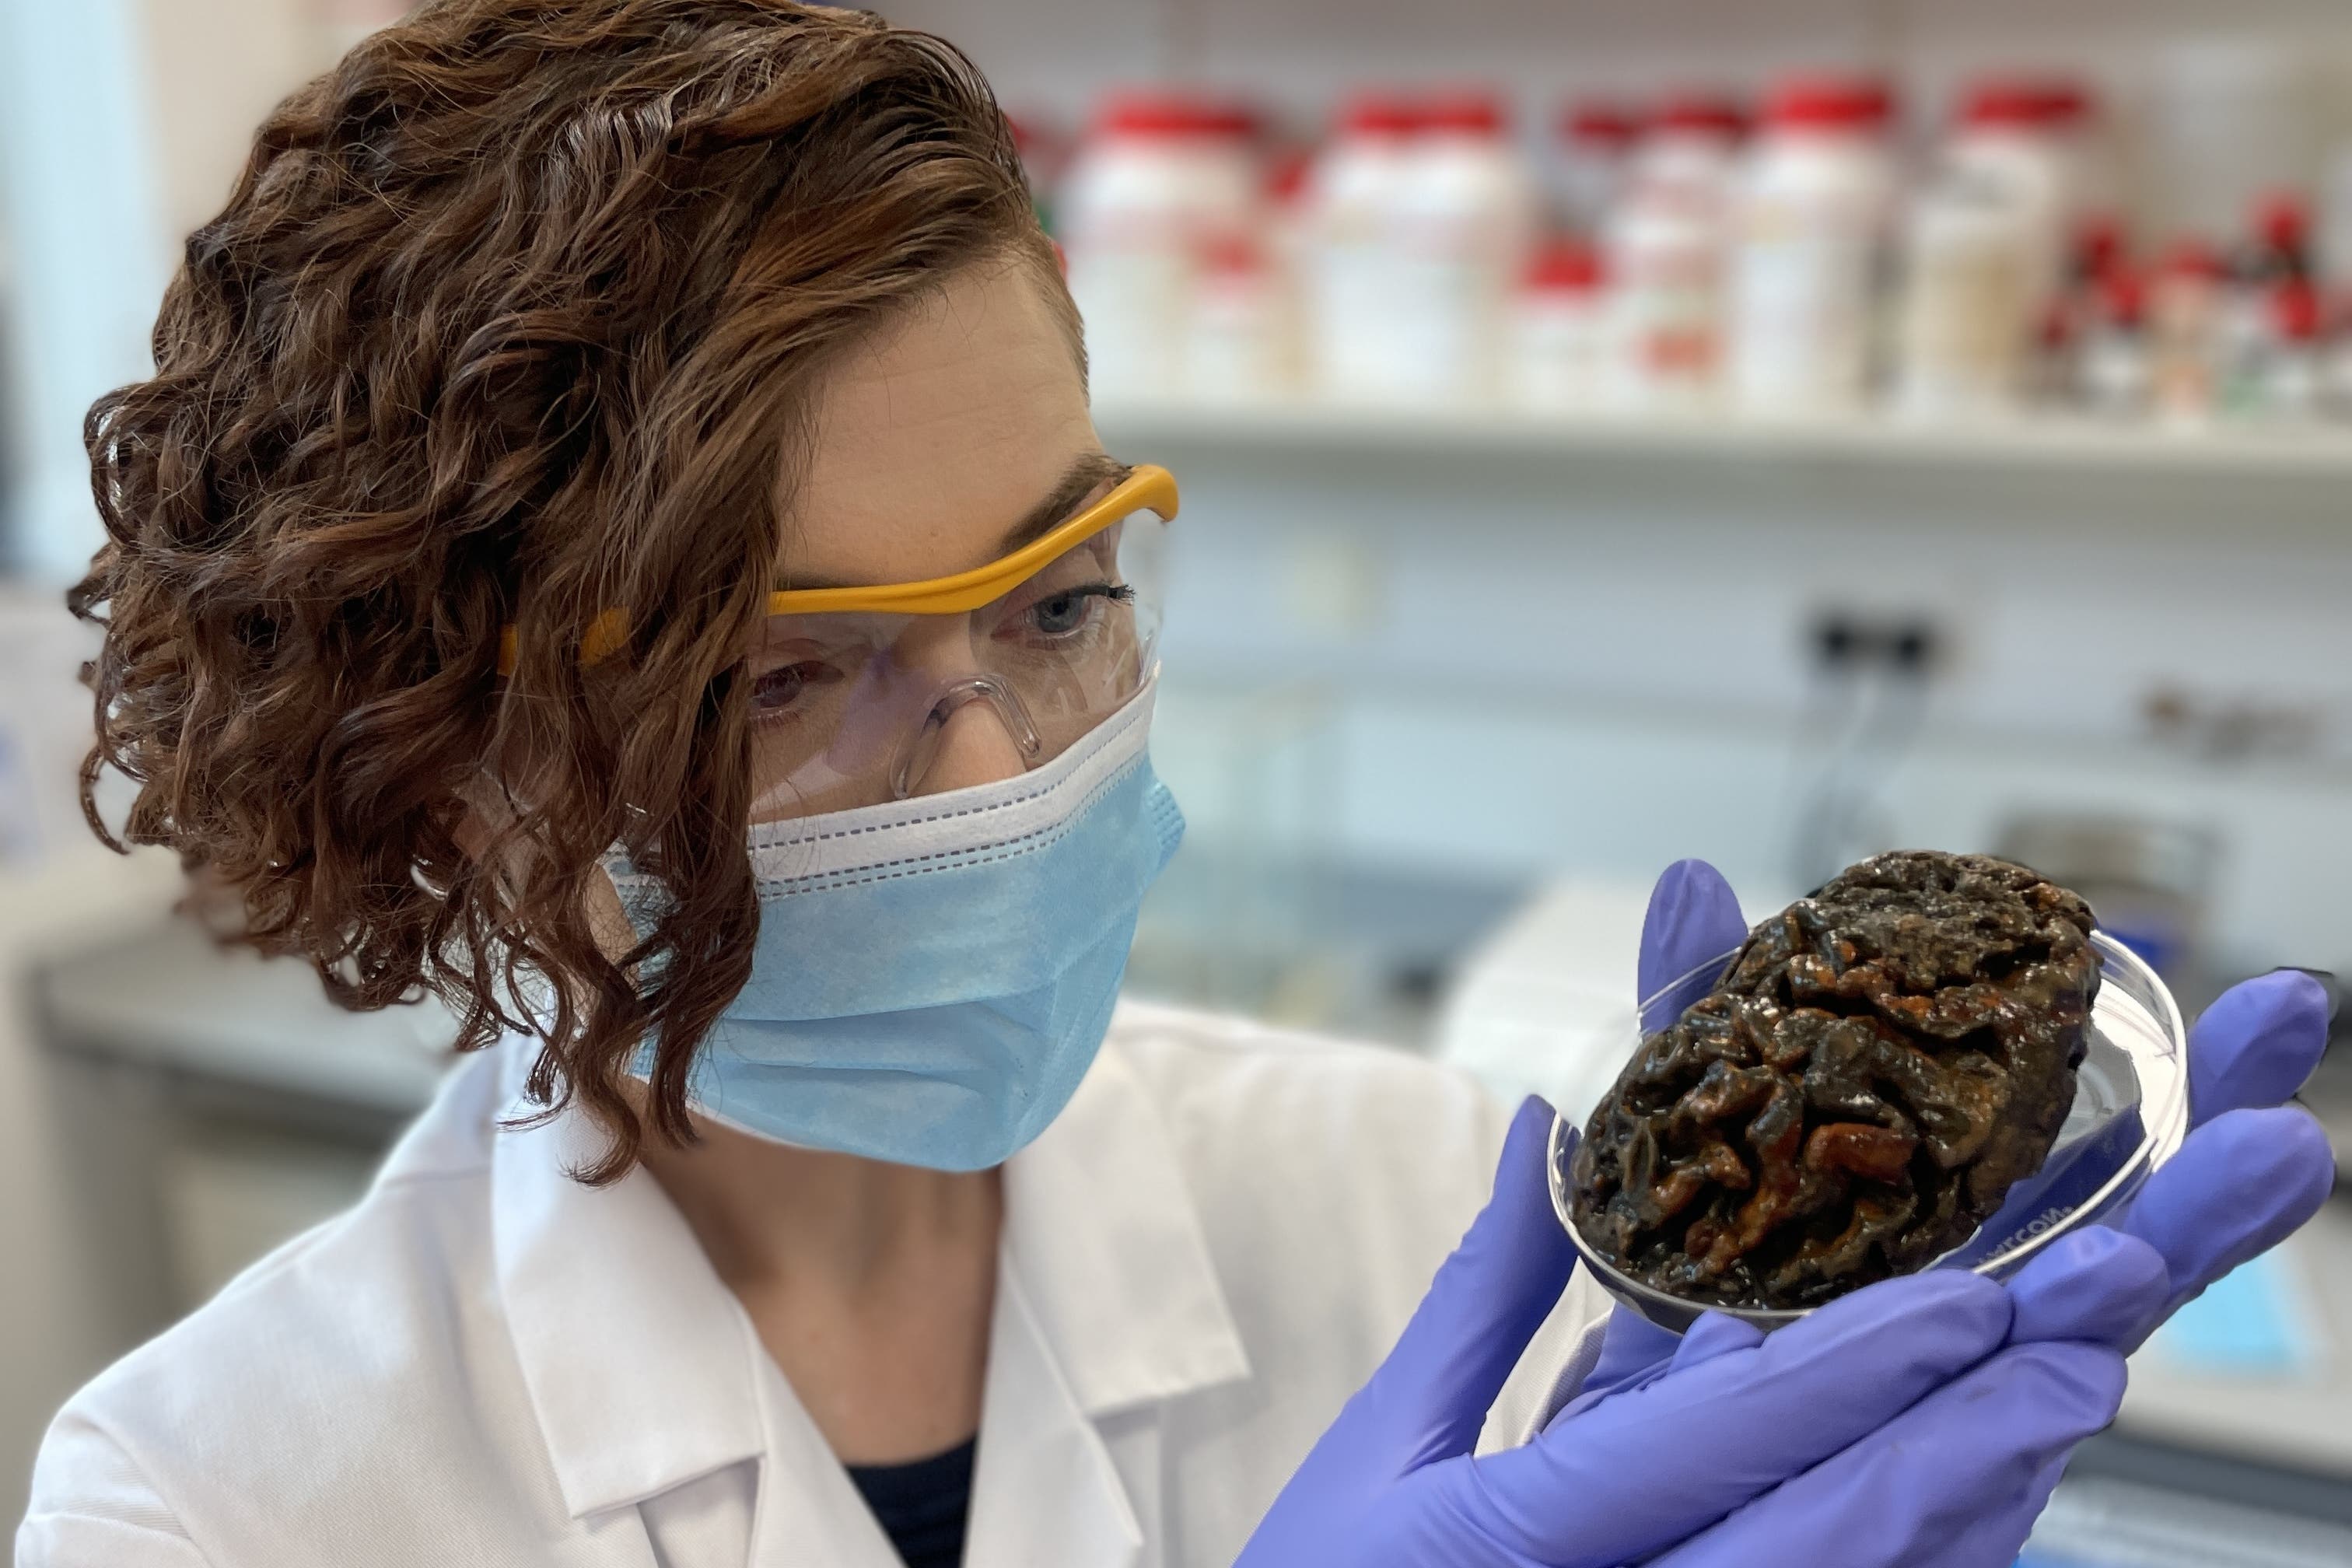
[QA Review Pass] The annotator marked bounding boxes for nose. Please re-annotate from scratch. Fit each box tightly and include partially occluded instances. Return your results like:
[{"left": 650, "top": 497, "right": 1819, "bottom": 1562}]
[
  {"left": 885, "top": 618, "right": 1045, "bottom": 798},
  {"left": 914, "top": 698, "right": 1031, "bottom": 796},
  {"left": 894, "top": 675, "right": 1044, "bottom": 798}
]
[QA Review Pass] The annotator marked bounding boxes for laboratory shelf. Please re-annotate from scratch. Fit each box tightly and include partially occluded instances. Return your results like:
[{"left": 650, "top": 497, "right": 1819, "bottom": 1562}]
[
  {"left": 1094, "top": 399, "right": 2352, "bottom": 537},
  {"left": 1096, "top": 398, "right": 2352, "bottom": 478}
]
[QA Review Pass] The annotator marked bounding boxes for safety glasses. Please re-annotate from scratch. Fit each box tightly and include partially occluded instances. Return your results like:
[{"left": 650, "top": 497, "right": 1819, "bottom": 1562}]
[{"left": 502, "top": 465, "right": 1178, "bottom": 823}]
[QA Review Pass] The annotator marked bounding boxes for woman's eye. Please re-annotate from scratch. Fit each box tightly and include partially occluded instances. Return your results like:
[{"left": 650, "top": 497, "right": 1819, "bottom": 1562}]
[
  {"left": 748, "top": 660, "right": 839, "bottom": 714},
  {"left": 1023, "top": 583, "right": 1133, "bottom": 639}
]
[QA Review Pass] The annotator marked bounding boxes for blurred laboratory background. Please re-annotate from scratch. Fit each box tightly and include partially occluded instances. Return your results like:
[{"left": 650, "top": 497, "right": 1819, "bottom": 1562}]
[{"left": 5, "top": 0, "right": 2352, "bottom": 1562}]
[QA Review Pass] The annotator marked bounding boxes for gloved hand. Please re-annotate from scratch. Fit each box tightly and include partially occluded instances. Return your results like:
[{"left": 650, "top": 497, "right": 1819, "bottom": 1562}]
[
  {"left": 1567, "top": 857, "right": 2339, "bottom": 1567},
  {"left": 1235, "top": 1097, "right": 2147, "bottom": 1568}
]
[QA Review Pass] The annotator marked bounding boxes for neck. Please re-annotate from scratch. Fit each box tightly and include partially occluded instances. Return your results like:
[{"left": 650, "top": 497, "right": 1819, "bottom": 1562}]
[
  {"left": 647, "top": 1122, "right": 995, "bottom": 1285},
  {"left": 638, "top": 1098, "right": 1003, "bottom": 1465}
]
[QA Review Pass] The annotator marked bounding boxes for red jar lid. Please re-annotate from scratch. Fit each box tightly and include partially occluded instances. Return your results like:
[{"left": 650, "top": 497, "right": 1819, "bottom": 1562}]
[
  {"left": 2099, "top": 268, "right": 2146, "bottom": 327},
  {"left": 1962, "top": 77, "right": 2091, "bottom": 128},
  {"left": 2270, "top": 279, "right": 2322, "bottom": 342},
  {"left": 2072, "top": 214, "right": 2126, "bottom": 279},
  {"left": 1763, "top": 75, "right": 1895, "bottom": 131},
  {"left": 1095, "top": 90, "right": 1256, "bottom": 138},
  {"left": 2158, "top": 239, "right": 2225, "bottom": 282},
  {"left": 2253, "top": 190, "right": 2311, "bottom": 254},
  {"left": 1651, "top": 92, "right": 1749, "bottom": 138},
  {"left": 1421, "top": 91, "right": 1508, "bottom": 136},
  {"left": 1524, "top": 239, "right": 1605, "bottom": 293},
  {"left": 1265, "top": 147, "right": 1314, "bottom": 205},
  {"left": 1559, "top": 101, "right": 1641, "bottom": 148},
  {"left": 1335, "top": 91, "right": 1425, "bottom": 138}
]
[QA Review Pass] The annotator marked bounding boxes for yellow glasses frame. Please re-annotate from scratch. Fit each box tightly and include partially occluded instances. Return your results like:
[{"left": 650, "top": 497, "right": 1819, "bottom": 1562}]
[{"left": 497, "top": 464, "right": 1178, "bottom": 674}]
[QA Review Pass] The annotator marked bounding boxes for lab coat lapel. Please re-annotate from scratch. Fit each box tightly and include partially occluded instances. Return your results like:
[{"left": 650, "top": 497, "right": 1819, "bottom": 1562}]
[
  {"left": 1000, "top": 1035, "right": 1253, "bottom": 1412},
  {"left": 963, "top": 1267, "right": 1144, "bottom": 1568},
  {"left": 745, "top": 1348, "right": 908, "bottom": 1568},
  {"left": 490, "top": 1047, "right": 768, "bottom": 1524},
  {"left": 965, "top": 1031, "right": 1255, "bottom": 1568}
]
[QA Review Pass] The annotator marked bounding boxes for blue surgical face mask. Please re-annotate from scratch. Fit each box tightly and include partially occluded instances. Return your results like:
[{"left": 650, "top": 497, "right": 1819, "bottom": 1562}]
[{"left": 607, "top": 684, "right": 1182, "bottom": 1171}]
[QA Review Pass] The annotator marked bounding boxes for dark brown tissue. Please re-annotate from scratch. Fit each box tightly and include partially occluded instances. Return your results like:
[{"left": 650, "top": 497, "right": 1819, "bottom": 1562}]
[{"left": 1570, "top": 850, "right": 2101, "bottom": 1311}]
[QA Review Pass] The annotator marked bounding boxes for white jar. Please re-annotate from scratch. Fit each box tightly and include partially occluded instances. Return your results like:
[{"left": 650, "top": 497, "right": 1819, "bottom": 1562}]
[
  {"left": 1059, "top": 93, "right": 1259, "bottom": 401},
  {"left": 2148, "top": 241, "right": 2225, "bottom": 425},
  {"left": 1299, "top": 94, "right": 1422, "bottom": 401},
  {"left": 1510, "top": 240, "right": 1608, "bottom": 411},
  {"left": 1188, "top": 236, "right": 1292, "bottom": 402},
  {"left": 1728, "top": 76, "right": 1898, "bottom": 415},
  {"left": 1897, "top": 164, "right": 2034, "bottom": 419},
  {"left": 1384, "top": 93, "right": 1538, "bottom": 405},
  {"left": 2078, "top": 269, "right": 2151, "bottom": 418},
  {"left": 2254, "top": 280, "right": 2325, "bottom": 422},
  {"left": 1601, "top": 95, "right": 1746, "bottom": 412},
  {"left": 1550, "top": 101, "right": 1640, "bottom": 237},
  {"left": 1944, "top": 79, "right": 2094, "bottom": 320}
]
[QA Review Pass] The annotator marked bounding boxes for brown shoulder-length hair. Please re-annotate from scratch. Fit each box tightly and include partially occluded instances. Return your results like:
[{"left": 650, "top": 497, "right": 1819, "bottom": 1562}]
[{"left": 72, "top": 0, "right": 1074, "bottom": 1180}]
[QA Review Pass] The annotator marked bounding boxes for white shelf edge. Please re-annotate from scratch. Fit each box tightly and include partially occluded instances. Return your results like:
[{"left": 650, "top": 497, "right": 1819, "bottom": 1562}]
[{"left": 1093, "top": 397, "right": 2352, "bottom": 480}]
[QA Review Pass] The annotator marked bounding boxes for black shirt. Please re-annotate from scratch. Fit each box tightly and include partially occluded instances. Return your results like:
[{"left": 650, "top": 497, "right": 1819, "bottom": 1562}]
[{"left": 845, "top": 1438, "right": 977, "bottom": 1568}]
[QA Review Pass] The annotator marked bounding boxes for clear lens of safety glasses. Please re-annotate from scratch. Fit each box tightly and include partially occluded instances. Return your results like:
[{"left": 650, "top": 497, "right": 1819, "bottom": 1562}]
[{"left": 744, "top": 505, "right": 1169, "bottom": 822}]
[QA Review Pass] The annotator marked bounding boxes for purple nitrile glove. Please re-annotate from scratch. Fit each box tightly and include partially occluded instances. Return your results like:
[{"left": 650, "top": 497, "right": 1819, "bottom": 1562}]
[
  {"left": 1580, "top": 858, "right": 2336, "bottom": 1568},
  {"left": 2035, "top": 966, "right": 2337, "bottom": 1348},
  {"left": 1629, "top": 1226, "right": 2160, "bottom": 1568},
  {"left": 1234, "top": 1095, "right": 2144, "bottom": 1568}
]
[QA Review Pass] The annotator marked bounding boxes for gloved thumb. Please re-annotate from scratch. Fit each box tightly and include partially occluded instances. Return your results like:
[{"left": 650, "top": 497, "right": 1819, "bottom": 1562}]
[
  {"left": 2119, "top": 1104, "right": 2336, "bottom": 1346},
  {"left": 1641, "top": 859, "right": 1748, "bottom": 1030},
  {"left": 1346, "top": 1095, "right": 1580, "bottom": 1475},
  {"left": 2003, "top": 1227, "right": 2171, "bottom": 1347}
]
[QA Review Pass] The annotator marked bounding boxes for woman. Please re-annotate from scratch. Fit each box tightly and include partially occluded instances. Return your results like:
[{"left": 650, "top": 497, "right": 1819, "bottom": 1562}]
[{"left": 19, "top": 5, "right": 2334, "bottom": 1566}]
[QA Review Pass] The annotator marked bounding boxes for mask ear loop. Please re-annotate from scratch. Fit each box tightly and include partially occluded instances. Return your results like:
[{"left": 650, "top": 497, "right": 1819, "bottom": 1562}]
[{"left": 890, "top": 675, "right": 1045, "bottom": 800}]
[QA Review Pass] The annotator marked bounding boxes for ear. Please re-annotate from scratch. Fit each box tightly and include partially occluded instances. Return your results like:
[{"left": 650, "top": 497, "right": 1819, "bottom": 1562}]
[
  {"left": 454, "top": 774, "right": 639, "bottom": 969},
  {"left": 584, "top": 858, "right": 639, "bottom": 968}
]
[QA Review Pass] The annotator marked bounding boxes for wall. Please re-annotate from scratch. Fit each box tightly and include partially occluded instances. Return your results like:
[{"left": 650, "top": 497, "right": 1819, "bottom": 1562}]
[
  {"left": 0, "top": 0, "right": 166, "bottom": 583},
  {"left": 136, "top": 0, "right": 330, "bottom": 248},
  {"left": 1128, "top": 422, "right": 2352, "bottom": 975}
]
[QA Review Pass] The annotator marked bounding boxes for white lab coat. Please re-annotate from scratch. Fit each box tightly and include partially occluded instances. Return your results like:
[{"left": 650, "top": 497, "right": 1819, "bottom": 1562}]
[{"left": 17, "top": 1000, "right": 1613, "bottom": 1568}]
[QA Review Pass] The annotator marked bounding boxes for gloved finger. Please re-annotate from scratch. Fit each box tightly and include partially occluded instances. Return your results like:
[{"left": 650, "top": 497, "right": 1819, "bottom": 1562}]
[
  {"left": 1640, "top": 859, "right": 1747, "bottom": 1031},
  {"left": 1350, "top": 1096, "right": 1580, "bottom": 1473},
  {"left": 1551, "top": 1311, "right": 1759, "bottom": 1439},
  {"left": 1543, "top": 1305, "right": 1682, "bottom": 1432},
  {"left": 2187, "top": 970, "right": 2330, "bottom": 1124},
  {"left": 1464, "top": 1271, "right": 2014, "bottom": 1568},
  {"left": 2116, "top": 1105, "right": 2335, "bottom": 1347},
  {"left": 1581, "top": 1304, "right": 1682, "bottom": 1395},
  {"left": 2003, "top": 1227, "right": 2170, "bottom": 1347},
  {"left": 1647, "top": 1340, "right": 2126, "bottom": 1568},
  {"left": 1667, "top": 1312, "right": 1766, "bottom": 1374},
  {"left": 1904, "top": 1449, "right": 2074, "bottom": 1568}
]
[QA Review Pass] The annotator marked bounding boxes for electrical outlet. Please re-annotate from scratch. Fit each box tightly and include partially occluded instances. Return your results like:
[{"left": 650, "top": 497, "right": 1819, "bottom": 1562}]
[
  {"left": 1811, "top": 611, "right": 1867, "bottom": 671},
  {"left": 1806, "top": 609, "right": 1951, "bottom": 677},
  {"left": 1886, "top": 617, "right": 1945, "bottom": 677}
]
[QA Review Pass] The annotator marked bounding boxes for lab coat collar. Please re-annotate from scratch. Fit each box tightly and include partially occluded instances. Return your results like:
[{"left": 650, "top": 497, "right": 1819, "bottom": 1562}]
[
  {"left": 487, "top": 1018, "right": 1251, "bottom": 1526},
  {"left": 490, "top": 1039, "right": 768, "bottom": 1521},
  {"left": 1000, "top": 1026, "right": 1253, "bottom": 1417}
]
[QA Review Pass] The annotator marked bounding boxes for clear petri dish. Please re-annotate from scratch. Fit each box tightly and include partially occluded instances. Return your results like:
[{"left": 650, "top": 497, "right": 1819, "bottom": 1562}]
[{"left": 1547, "top": 931, "right": 2190, "bottom": 1333}]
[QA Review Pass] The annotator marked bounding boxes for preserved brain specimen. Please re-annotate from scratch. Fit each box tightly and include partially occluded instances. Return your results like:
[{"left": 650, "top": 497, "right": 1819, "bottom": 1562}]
[{"left": 1570, "top": 851, "right": 2100, "bottom": 1310}]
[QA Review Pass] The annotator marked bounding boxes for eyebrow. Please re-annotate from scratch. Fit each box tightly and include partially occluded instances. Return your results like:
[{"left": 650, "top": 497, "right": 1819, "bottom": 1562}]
[
  {"left": 776, "top": 452, "right": 1133, "bottom": 593},
  {"left": 993, "top": 452, "right": 1134, "bottom": 558}
]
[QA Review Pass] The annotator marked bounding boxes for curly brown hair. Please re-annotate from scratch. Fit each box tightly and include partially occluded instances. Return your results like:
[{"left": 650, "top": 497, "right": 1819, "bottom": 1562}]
[{"left": 72, "top": 0, "right": 1074, "bottom": 1179}]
